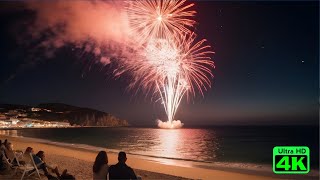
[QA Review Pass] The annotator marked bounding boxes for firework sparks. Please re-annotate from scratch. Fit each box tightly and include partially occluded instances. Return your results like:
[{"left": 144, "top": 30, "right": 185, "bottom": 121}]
[
  {"left": 126, "top": 0, "right": 196, "bottom": 45},
  {"left": 118, "top": 35, "right": 214, "bottom": 128},
  {"left": 122, "top": 0, "right": 214, "bottom": 128}
]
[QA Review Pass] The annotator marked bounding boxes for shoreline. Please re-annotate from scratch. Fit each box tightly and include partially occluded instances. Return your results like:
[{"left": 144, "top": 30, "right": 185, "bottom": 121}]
[
  {"left": 0, "top": 134, "right": 318, "bottom": 180},
  {"left": 0, "top": 126, "right": 130, "bottom": 130},
  {"left": 0, "top": 135, "right": 276, "bottom": 180},
  {"left": 0, "top": 130, "right": 271, "bottom": 169},
  {"left": 1, "top": 128, "right": 318, "bottom": 172}
]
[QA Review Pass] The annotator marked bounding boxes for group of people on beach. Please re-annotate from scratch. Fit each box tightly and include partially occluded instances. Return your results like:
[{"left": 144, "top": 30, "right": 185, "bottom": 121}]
[
  {"left": 0, "top": 139, "right": 139, "bottom": 180},
  {"left": 0, "top": 139, "right": 74, "bottom": 179}
]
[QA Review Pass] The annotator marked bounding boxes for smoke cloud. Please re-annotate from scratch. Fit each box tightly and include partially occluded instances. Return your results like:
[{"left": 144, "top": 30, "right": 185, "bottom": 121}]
[
  {"left": 157, "top": 119, "right": 184, "bottom": 129},
  {"left": 10, "top": 1, "right": 191, "bottom": 129},
  {"left": 25, "top": 0, "right": 131, "bottom": 60}
]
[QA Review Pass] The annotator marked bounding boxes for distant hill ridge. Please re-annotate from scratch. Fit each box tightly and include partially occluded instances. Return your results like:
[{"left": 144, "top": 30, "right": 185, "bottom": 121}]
[{"left": 0, "top": 103, "right": 129, "bottom": 127}]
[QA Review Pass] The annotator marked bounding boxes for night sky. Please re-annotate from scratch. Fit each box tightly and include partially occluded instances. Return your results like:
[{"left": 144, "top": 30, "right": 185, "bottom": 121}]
[{"left": 0, "top": 1, "right": 318, "bottom": 126}]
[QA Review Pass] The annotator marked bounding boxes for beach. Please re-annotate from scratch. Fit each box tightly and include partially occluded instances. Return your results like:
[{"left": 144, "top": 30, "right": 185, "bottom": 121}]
[{"left": 0, "top": 134, "right": 284, "bottom": 180}]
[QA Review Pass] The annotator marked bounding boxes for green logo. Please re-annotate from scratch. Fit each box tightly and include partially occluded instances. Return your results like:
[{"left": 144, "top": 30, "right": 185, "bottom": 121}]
[{"left": 273, "top": 146, "right": 310, "bottom": 174}]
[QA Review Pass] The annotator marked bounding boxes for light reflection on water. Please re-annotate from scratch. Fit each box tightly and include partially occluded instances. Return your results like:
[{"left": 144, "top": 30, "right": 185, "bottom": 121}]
[
  {"left": 117, "top": 128, "right": 220, "bottom": 163},
  {"left": 157, "top": 129, "right": 180, "bottom": 159},
  {"left": 0, "top": 129, "right": 18, "bottom": 137},
  {"left": 0, "top": 128, "right": 220, "bottom": 163},
  {"left": 0, "top": 126, "right": 317, "bottom": 168}
]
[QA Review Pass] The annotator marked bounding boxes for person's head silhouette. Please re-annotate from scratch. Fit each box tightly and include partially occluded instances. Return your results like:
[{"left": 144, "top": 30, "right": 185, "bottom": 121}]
[{"left": 118, "top": 151, "right": 127, "bottom": 164}]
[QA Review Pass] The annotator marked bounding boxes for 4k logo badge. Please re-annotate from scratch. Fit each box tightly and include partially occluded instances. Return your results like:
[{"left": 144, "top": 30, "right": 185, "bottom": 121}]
[{"left": 273, "top": 146, "right": 310, "bottom": 174}]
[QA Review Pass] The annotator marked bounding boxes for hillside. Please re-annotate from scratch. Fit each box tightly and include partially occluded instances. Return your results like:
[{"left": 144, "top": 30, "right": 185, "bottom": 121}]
[{"left": 0, "top": 103, "right": 129, "bottom": 127}]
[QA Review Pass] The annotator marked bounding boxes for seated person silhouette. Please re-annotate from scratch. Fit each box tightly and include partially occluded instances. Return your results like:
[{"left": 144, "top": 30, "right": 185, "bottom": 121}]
[{"left": 109, "top": 151, "right": 137, "bottom": 180}]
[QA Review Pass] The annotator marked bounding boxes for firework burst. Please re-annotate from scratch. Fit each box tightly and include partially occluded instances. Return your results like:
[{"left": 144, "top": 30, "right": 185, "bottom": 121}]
[
  {"left": 121, "top": 0, "right": 214, "bottom": 128},
  {"left": 117, "top": 34, "right": 214, "bottom": 128},
  {"left": 126, "top": 0, "right": 196, "bottom": 45}
]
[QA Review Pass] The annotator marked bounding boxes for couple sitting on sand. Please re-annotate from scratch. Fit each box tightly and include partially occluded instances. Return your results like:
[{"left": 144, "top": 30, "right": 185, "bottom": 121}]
[
  {"left": 23, "top": 147, "right": 75, "bottom": 180},
  {"left": 93, "top": 151, "right": 139, "bottom": 180}
]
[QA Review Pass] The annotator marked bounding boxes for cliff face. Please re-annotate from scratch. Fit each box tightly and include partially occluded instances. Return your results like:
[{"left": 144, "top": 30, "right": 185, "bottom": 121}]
[
  {"left": 62, "top": 107, "right": 129, "bottom": 126},
  {"left": 0, "top": 103, "right": 129, "bottom": 127}
]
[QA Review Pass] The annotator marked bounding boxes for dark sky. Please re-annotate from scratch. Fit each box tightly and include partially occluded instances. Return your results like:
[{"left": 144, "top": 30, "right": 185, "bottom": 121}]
[{"left": 0, "top": 1, "right": 318, "bottom": 126}]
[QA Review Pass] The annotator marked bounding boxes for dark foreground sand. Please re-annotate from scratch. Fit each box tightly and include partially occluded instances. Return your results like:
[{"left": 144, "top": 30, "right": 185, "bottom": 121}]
[{"left": 0, "top": 153, "right": 191, "bottom": 180}]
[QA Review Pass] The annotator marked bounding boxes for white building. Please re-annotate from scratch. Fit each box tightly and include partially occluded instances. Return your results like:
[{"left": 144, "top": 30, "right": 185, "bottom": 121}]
[
  {"left": 10, "top": 118, "right": 20, "bottom": 125},
  {"left": 31, "top": 108, "right": 41, "bottom": 112}
]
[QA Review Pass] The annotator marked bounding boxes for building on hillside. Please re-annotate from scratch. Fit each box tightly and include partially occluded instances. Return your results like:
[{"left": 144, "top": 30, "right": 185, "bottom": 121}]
[{"left": 31, "top": 108, "right": 41, "bottom": 112}]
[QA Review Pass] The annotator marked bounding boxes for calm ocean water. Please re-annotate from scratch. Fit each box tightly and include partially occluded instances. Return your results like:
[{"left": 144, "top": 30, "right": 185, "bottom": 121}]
[{"left": 0, "top": 126, "right": 318, "bottom": 169}]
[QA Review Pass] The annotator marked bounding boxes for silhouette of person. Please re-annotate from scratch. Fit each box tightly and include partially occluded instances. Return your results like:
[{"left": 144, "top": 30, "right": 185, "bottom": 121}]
[
  {"left": 109, "top": 151, "right": 137, "bottom": 180},
  {"left": 93, "top": 151, "right": 109, "bottom": 180}
]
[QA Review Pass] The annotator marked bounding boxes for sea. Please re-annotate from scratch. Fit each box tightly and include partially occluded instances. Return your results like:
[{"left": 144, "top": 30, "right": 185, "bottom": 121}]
[{"left": 0, "top": 125, "right": 318, "bottom": 173}]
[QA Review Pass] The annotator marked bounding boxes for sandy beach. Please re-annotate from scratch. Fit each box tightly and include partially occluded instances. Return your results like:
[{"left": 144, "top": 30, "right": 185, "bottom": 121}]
[
  {"left": 0, "top": 134, "right": 313, "bottom": 180},
  {"left": 0, "top": 134, "right": 276, "bottom": 180}
]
